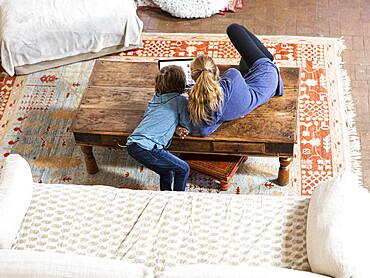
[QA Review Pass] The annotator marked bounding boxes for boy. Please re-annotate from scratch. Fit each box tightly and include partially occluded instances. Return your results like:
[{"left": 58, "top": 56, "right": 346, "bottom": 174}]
[{"left": 126, "top": 65, "right": 191, "bottom": 191}]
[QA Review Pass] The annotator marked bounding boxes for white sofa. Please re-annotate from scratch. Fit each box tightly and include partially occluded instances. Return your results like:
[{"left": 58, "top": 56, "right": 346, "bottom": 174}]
[
  {"left": 0, "top": 0, "right": 143, "bottom": 76},
  {"left": 0, "top": 154, "right": 369, "bottom": 278}
]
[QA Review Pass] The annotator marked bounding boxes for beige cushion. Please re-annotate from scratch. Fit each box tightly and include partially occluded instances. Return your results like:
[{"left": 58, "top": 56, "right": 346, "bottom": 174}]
[
  {"left": 0, "top": 250, "right": 153, "bottom": 278},
  {"left": 0, "top": 154, "right": 34, "bottom": 249},
  {"left": 159, "top": 264, "right": 330, "bottom": 278},
  {"left": 307, "top": 171, "right": 370, "bottom": 278}
]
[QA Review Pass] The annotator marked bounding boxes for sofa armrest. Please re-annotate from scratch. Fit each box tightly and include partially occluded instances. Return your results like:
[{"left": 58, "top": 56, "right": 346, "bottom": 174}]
[{"left": 0, "top": 154, "right": 34, "bottom": 248}]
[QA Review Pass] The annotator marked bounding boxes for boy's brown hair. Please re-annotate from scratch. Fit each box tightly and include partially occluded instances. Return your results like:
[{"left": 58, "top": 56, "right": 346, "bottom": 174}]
[{"left": 155, "top": 65, "right": 186, "bottom": 95}]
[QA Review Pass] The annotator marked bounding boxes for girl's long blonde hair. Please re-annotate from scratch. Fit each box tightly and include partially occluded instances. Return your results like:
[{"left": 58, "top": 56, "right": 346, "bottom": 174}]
[{"left": 188, "top": 55, "right": 223, "bottom": 125}]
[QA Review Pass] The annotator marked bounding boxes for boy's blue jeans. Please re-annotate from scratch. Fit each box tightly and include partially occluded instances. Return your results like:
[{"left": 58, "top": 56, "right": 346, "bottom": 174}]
[{"left": 127, "top": 143, "right": 189, "bottom": 191}]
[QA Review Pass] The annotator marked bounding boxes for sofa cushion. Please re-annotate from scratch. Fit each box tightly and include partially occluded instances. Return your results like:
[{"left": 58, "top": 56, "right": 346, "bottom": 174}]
[
  {"left": 0, "top": 250, "right": 153, "bottom": 278},
  {"left": 159, "top": 264, "right": 330, "bottom": 278},
  {"left": 307, "top": 171, "right": 370, "bottom": 278},
  {"left": 0, "top": 154, "right": 34, "bottom": 249},
  {"left": 13, "top": 183, "right": 312, "bottom": 274}
]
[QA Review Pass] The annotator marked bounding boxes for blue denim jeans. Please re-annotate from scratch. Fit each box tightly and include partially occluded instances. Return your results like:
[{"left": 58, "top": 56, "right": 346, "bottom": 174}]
[{"left": 127, "top": 143, "right": 190, "bottom": 191}]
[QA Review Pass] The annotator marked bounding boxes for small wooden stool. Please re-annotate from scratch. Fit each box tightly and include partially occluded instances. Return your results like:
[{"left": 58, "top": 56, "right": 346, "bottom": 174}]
[{"left": 180, "top": 154, "right": 248, "bottom": 190}]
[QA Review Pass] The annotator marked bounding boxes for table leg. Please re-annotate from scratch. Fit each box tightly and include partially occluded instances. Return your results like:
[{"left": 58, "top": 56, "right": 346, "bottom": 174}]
[
  {"left": 219, "top": 181, "right": 231, "bottom": 191},
  {"left": 277, "top": 157, "right": 292, "bottom": 186},
  {"left": 80, "top": 145, "right": 99, "bottom": 174}
]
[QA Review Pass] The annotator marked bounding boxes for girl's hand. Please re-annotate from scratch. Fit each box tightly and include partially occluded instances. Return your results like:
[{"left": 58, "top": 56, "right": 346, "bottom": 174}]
[{"left": 176, "top": 126, "right": 189, "bottom": 139}]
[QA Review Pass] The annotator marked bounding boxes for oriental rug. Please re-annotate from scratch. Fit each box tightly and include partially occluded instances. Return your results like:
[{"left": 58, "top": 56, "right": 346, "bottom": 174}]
[{"left": 0, "top": 33, "right": 361, "bottom": 196}]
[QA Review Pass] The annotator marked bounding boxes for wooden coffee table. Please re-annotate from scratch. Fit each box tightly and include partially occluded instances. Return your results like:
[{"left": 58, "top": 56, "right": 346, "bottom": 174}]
[{"left": 71, "top": 60, "right": 299, "bottom": 187}]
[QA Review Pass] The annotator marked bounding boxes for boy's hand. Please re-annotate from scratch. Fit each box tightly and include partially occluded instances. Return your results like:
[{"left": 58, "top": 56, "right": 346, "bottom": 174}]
[{"left": 176, "top": 126, "right": 189, "bottom": 139}]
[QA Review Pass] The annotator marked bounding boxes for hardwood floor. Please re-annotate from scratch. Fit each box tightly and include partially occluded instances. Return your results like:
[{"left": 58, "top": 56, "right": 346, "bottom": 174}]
[{"left": 138, "top": 0, "right": 370, "bottom": 188}]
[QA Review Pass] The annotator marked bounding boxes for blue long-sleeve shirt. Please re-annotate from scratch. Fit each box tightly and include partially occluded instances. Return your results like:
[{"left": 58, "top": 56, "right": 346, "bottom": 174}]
[
  {"left": 192, "top": 58, "right": 283, "bottom": 136},
  {"left": 126, "top": 92, "right": 191, "bottom": 150}
]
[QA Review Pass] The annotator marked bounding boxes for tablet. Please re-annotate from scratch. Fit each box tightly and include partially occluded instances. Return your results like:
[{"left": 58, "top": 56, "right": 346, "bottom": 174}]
[{"left": 158, "top": 58, "right": 195, "bottom": 87}]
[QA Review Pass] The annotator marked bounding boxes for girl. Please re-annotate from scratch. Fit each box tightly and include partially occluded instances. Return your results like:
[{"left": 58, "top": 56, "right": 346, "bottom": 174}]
[
  {"left": 188, "top": 23, "right": 284, "bottom": 136},
  {"left": 126, "top": 65, "right": 191, "bottom": 191}
]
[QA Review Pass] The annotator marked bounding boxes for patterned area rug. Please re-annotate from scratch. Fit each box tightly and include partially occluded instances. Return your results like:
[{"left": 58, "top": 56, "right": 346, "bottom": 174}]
[{"left": 0, "top": 33, "right": 360, "bottom": 196}]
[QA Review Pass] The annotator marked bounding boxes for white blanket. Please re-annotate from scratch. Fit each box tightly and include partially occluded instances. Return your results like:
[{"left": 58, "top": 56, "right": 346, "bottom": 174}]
[{"left": 0, "top": 0, "right": 143, "bottom": 76}]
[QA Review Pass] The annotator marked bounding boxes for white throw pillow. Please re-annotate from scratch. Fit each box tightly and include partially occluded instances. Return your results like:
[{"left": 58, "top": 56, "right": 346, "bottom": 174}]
[
  {"left": 0, "top": 154, "right": 34, "bottom": 249},
  {"left": 307, "top": 171, "right": 370, "bottom": 278},
  {"left": 0, "top": 250, "right": 153, "bottom": 278},
  {"left": 159, "top": 264, "right": 330, "bottom": 278}
]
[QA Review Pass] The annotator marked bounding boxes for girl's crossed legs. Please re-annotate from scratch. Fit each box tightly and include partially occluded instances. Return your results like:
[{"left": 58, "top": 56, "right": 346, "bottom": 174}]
[{"left": 226, "top": 23, "right": 273, "bottom": 75}]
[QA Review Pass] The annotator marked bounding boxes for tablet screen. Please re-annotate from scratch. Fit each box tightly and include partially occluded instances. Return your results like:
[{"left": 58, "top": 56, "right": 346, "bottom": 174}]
[{"left": 158, "top": 58, "right": 195, "bottom": 87}]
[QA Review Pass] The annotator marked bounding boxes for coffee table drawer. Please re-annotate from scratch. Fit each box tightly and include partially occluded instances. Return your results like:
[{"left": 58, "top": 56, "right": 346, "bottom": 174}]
[
  {"left": 170, "top": 140, "right": 213, "bottom": 153},
  {"left": 212, "top": 142, "right": 265, "bottom": 154},
  {"left": 74, "top": 133, "right": 126, "bottom": 147}
]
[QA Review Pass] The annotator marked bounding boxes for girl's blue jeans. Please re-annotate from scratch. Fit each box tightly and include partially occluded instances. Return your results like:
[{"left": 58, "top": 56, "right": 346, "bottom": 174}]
[{"left": 127, "top": 143, "right": 189, "bottom": 191}]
